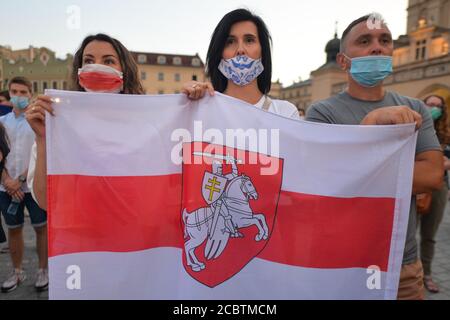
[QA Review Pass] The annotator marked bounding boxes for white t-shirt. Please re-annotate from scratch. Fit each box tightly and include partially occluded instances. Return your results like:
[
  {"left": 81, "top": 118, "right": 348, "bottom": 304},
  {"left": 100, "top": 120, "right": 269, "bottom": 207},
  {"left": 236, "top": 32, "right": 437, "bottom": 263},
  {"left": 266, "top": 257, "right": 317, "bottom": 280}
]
[
  {"left": 0, "top": 112, "right": 35, "bottom": 193},
  {"left": 254, "top": 96, "right": 300, "bottom": 120}
]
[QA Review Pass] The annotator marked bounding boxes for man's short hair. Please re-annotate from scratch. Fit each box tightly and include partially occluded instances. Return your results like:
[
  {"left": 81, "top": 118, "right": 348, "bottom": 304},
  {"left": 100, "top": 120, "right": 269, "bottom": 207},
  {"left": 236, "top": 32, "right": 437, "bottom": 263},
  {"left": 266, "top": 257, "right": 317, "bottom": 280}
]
[
  {"left": 8, "top": 76, "right": 32, "bottom": 93},
  {"left": 340, "top": 13, "right": 388, "bottom": 53}
]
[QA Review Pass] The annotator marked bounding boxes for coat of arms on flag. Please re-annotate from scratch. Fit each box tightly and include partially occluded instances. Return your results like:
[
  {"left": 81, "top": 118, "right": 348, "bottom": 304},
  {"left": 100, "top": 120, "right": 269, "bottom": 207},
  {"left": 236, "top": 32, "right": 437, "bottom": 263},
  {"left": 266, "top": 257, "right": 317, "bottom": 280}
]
[{"left": 181, "top": 142, "right": 284, "bottom": 287}]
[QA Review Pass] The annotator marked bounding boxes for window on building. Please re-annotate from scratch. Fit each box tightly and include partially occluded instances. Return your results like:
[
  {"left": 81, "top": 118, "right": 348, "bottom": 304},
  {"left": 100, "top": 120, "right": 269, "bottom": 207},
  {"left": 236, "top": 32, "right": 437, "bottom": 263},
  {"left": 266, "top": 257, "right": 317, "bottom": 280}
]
[
  {"left": 52, "top": 81, "right": 58, "bottom": 89},
  {"left": 141, "top": 71, "right": 147, "bottom": 80},
  {"left": 158, "top": 72, "right": 164, "bottom": 81},
  {"left": 43, "top": 81, "right": 48, "bottom": 91},
  {"left": 192, "top": 75, "right": 197, "bottom": 81},
  {"left": 173, "top": 57, "right": 182, "bottom": 65},
  {"left": 416, "top": 40, "right": 427, "bottom": 60},
  {"left": 33, "top": 82, "right": 38, "bottom": 93},
  {"left": 63, "top": 81, "right": 68, "bottom": 90},
  {"left": 158, "top": 90, "right": 164, "bottom": 95},
  {"left": 157, "top": 56, "right": 167, "bottom": 64},
  {"left": 138, "top": 54, "right": 147, "bottom": 64},
  {"left": 191, "top": 58, "right": 201, "bottom": 67},
  {"left": 174, "top": 73, "right": 181, "bottom": 82}
]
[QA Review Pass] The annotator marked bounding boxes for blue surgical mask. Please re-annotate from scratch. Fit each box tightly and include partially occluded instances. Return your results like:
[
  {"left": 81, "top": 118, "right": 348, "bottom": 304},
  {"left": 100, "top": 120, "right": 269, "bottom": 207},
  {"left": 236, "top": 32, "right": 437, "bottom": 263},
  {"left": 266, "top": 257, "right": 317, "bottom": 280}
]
[
  {"left": 10, "top": 96, "right": 30, "bottom": 109},
  {"left": 430, "top": 107, "right": 443, "bottom": 121},
  {"left": 345, "top": 55, "right": 393, "bottom": 87},
  {"left": 218, "top": 55, "right": 264, "bottom": 86}
]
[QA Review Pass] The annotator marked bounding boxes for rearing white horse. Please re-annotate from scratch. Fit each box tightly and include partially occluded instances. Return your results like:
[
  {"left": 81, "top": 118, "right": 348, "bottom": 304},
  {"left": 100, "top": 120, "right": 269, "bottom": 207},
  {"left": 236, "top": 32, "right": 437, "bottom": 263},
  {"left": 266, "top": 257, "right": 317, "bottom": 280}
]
[{"left": 182, "top": 175, "right": 269, "bottom": 272}]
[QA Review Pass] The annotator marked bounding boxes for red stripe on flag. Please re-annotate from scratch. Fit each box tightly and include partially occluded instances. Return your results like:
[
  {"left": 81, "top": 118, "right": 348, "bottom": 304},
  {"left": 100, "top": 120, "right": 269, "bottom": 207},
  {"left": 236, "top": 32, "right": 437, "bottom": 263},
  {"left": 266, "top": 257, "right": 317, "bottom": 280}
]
[
  {"left": 47, "top": 174, "right": 184, "bottom": 257},
  {"left": 259, "top": 191, "right": 394, "bottom": 271},
  {"left": 48, "top": 175, "right": 394, "bottom": 271}
]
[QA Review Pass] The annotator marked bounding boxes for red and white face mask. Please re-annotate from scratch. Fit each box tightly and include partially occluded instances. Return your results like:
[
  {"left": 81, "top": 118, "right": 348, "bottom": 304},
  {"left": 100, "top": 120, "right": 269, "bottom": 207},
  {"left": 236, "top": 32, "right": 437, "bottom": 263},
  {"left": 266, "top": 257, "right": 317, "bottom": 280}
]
[{"left": 78, "top": 64, "right": 124, "bottom": 93}]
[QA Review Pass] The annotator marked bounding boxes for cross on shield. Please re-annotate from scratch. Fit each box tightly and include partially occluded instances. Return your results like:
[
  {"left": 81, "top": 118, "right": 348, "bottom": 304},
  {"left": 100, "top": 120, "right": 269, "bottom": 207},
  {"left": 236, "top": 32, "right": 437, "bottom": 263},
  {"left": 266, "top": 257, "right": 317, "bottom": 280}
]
[{"left": 202, "top": 172, "right": 227, "bottom": 205}]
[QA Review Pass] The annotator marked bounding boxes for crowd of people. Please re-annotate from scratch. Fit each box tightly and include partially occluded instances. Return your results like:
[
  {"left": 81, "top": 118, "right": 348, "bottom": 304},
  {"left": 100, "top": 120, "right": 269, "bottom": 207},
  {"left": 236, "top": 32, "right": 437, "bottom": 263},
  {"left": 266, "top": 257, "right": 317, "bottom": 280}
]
[{"left": 0, "top": 9, "right": 448, "bottom": 299}]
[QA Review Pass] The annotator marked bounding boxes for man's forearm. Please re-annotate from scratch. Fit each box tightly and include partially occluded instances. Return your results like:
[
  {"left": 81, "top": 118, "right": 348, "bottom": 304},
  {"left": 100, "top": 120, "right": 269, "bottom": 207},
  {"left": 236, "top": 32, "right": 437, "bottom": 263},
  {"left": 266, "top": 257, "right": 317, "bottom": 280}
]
[
  {"left": 1, "top": 168, "right": 10, "bottom": 184},
  {"left": 413, "top": 159, "right": 444, "bottom": 194}
]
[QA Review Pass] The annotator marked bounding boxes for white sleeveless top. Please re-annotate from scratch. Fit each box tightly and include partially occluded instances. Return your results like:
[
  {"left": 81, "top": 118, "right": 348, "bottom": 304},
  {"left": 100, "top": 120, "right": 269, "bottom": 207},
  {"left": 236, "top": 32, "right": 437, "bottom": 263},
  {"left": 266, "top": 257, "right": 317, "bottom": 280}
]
[{"left": 254, "top": 96, "right": 300, "bottom": 120}]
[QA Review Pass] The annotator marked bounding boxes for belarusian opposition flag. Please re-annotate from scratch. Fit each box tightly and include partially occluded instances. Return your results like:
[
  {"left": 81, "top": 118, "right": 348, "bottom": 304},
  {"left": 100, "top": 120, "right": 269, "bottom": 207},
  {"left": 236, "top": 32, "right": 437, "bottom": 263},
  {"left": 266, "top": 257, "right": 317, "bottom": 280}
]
[{"left": 46, "top": 90, "right": 416, "bottom": 300}]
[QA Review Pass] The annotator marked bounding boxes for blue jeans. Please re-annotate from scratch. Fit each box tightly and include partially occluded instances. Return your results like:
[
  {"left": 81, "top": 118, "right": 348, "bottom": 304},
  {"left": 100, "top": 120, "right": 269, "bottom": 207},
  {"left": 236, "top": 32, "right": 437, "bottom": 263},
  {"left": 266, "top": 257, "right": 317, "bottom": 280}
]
[{"left": 0, "top": 192, "right": 47, "bottom": 229}]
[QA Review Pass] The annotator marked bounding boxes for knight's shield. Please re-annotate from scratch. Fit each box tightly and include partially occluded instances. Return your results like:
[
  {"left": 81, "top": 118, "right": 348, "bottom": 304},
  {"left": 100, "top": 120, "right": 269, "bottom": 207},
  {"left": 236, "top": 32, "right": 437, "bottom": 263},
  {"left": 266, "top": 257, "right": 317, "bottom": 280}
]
[
  {"left": 201, "top": 172, "right": 227, "bottom": 205},
  {"left": 181, "top": 142, "right": 284, "bottom": 288}
]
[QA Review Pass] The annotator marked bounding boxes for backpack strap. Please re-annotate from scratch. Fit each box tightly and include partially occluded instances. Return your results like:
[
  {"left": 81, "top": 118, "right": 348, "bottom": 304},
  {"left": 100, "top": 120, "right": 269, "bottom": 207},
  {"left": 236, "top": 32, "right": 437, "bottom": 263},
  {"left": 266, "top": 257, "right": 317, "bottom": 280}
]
[{"left": 262, "top": 96, "right": 272, "bottom": 111}]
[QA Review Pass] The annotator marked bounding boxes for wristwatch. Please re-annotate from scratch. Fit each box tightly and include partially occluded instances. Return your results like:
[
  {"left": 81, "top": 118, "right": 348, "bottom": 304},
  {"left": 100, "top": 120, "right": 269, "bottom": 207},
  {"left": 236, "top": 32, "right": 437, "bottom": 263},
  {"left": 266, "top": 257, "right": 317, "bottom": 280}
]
[{"left": 18, "top": 175, "right": 26, "bottom": 183}]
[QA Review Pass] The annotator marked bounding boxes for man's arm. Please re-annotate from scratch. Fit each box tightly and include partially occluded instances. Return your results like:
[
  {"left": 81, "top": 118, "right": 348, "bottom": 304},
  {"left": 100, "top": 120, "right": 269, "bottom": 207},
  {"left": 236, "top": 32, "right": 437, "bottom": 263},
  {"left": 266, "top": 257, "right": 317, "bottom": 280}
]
[
  {"left": 305, "top": 103, "right": 334, "bottom": 124},
  {"left": 413, "top": 150, "right": 444, "bottom": 195}
]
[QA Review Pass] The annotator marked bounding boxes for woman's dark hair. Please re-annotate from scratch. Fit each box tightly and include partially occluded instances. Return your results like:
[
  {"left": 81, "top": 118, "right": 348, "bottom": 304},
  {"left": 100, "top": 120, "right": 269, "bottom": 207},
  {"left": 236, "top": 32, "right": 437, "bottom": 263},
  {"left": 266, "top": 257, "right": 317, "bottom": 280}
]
[
  {"left": 424, "top": 94, "right": 450, "bottom": 145},
  {"left": 0, "top": 123, "right": 10, "bottom": 173},
  {"left": 206, "top": 9, "right": 272, "bottom": 94},
  {"left": 71, "top": 33, "right": 144, "bottom": 94},
  {"left": 0, "top": 90, "right": 10, "bottom": 101}
]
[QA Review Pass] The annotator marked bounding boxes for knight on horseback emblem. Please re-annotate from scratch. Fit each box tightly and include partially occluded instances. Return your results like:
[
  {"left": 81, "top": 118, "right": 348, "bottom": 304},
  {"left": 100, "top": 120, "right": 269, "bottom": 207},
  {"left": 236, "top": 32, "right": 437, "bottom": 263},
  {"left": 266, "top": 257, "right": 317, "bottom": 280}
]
[{"left": 182, "top": 151, "right": 269, "bottom": 272}]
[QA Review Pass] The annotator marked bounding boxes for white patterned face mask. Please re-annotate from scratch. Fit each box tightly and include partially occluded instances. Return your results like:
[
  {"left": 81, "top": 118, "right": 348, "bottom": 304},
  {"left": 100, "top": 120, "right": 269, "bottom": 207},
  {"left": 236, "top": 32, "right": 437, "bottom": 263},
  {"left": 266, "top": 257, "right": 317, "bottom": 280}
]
[{"left": 218, "top": 55, "right": 264, "bottom": 86}]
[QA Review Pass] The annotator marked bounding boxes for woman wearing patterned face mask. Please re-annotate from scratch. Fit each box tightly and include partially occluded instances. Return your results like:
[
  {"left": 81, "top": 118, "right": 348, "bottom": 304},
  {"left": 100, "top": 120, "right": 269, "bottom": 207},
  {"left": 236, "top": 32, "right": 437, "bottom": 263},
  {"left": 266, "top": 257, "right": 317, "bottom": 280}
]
[
  {"left": 182, "top": 9, "right": 300, "bottom": 120},
  {"left": 419, "top": 94, "right": 450, "bottom": 294},
  {"left": 25, "top": 34, "right": 145, "bottom": 211}
]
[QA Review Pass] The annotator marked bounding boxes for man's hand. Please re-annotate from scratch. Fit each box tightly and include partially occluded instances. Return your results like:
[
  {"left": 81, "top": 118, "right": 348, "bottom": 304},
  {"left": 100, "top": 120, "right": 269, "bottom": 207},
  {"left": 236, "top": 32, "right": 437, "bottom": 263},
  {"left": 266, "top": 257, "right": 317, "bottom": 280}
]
[
  {"left": 443, "top": 156, "right": 450, "bottom": 171},
  {"left": 361, "top": 106, "right": 423, "bottom": 130},
  {"left": 11, "top": 190, "right": 25, "bottom": 202},
  {"left": 3, "top": 177, "right": 21, "bottom": 194}
]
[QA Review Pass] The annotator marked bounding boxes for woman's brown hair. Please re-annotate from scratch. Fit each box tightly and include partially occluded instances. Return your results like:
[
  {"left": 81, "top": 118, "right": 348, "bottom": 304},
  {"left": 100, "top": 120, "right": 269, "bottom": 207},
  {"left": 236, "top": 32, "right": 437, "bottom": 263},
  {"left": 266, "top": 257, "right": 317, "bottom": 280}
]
[
  {"left": 424, "top": 95, "right": 450, "bottom": 146},
  {"left": 71, "top": 34, "right": 144, "bottom": 94}
]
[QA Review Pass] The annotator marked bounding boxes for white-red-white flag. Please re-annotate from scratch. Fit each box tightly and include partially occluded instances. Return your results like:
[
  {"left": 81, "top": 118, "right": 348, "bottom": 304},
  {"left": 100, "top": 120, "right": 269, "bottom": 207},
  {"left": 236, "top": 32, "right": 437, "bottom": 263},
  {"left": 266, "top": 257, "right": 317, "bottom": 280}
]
[{"left": 46, "top": 90, "right": 416, "bottom": 300}]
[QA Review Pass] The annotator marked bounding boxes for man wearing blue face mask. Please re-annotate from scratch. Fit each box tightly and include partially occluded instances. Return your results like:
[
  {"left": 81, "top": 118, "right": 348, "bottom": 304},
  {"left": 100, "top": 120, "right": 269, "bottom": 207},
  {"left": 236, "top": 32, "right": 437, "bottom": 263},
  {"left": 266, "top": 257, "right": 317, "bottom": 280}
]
[
  {"left": 0, "top": 77, "right": 48, "bottom": 293},
  {"left": 307, "top": 13, "right": 443, "bottom": 300},
  {"left": 0, "top": 91, "right": 13, "bottom": 116}
]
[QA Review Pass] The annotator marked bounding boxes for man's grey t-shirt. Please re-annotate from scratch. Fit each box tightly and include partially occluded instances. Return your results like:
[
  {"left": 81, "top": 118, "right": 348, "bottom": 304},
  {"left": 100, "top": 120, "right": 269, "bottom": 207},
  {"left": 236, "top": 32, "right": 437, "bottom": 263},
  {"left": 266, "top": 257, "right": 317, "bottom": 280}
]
[{"left": 306, "top": 91, "right": 441, "bottom": 265}]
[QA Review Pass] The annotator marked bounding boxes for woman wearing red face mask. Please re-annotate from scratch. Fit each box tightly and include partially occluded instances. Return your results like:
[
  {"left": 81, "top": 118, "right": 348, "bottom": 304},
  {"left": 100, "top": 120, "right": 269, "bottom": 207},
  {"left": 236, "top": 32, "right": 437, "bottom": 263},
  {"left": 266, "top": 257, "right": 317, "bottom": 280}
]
[{"left": 25, "top": 34, "right": 144, "bottom": 210}]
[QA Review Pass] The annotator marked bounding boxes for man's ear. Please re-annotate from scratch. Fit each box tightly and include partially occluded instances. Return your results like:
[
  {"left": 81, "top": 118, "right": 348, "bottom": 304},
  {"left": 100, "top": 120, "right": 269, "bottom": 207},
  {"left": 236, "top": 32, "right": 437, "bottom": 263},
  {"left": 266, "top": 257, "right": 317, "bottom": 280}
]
[{"left": 337, "top": 53, "right": 349, "bottom": 71}]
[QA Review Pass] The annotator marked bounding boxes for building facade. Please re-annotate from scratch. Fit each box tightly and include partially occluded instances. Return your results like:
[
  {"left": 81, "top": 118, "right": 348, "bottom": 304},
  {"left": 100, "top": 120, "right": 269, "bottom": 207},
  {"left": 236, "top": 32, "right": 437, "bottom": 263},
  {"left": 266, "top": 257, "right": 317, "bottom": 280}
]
[
  {"left": 131, "top": 52, "right": 205, "bottom": 94},
  {"left": 0, "top": 45, "right": 72, "bottom": 94},
  {"left": 278, "top": 32, "right": 346, "bottom": 112},
  {"left": 386, "top": 0, "right": 450, "bottom": 106},
  {"left": 278, "top": 0, "right": 450, "bottom": 112}
]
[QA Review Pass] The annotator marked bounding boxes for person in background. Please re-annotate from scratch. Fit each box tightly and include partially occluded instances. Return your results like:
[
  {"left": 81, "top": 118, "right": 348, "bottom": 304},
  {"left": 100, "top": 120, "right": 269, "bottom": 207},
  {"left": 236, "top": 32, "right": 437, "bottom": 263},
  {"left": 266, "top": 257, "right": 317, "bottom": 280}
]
[
  {"left": 0, "top": 76, "right": 48, "bottom": 293},
  {"left": 419, "top": 94, "right": 450, "bottom": 294},
  {"left": 0, "top": 122, "right": 10, "bottom": 254},
  {"left": 0, "top": 91, "right": 13, "bottom": 116}
]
